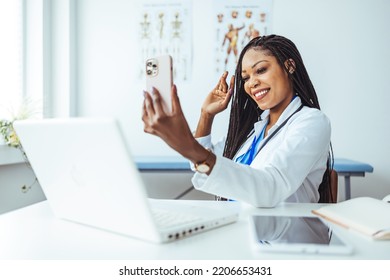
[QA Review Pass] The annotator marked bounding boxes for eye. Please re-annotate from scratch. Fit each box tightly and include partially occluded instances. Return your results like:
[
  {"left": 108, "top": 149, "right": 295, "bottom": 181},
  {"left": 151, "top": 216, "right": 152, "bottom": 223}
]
[
  {"left": 256, "top": 67, "right": 267, "bottom": 74},
  {"left": 242, "top": 76, "right": 249, "bottom": 83}
]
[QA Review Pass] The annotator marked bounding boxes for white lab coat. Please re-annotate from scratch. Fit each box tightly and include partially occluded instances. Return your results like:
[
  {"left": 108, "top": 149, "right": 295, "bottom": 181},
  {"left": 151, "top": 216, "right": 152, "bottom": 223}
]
[{"left": 191, "top": 97, "right": 331, "bottom": 207}]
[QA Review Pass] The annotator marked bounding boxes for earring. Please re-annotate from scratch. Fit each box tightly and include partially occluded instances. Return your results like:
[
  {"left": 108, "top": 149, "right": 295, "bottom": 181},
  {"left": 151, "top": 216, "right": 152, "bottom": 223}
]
[{"left": 289, "top": 69, "right": 294, "bottom": 74}]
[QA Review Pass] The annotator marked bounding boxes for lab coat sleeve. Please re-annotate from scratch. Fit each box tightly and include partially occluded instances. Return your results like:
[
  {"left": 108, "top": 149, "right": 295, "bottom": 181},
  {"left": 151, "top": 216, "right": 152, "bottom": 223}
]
[
  {"left": 192, "top": 109, "right": 331, "bottom": 207},
  {"left": 189, "top": 134, "right": 226, "bottom": 171}
]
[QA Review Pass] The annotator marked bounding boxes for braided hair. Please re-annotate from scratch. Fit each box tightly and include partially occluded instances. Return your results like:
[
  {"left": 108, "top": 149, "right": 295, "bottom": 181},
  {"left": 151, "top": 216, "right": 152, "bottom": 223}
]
[{"left": 223, "top": 35, "right": 334, "bottom": 203}]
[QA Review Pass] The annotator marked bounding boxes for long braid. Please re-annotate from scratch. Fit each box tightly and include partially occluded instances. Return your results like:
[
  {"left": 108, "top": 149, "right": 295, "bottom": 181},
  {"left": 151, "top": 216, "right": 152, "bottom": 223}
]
[{"left": 223, "top": 35, "right": 334, "bottom": 203}]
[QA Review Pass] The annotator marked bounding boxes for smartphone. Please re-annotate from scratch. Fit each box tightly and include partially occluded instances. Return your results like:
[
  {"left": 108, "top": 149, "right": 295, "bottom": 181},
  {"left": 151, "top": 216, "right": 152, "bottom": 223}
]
[
  {"left": 249, "top": 215, "right": 353, "bottom": 255},
  {"left": 145, "top": 55, "right": 173, "bottom": 114}
]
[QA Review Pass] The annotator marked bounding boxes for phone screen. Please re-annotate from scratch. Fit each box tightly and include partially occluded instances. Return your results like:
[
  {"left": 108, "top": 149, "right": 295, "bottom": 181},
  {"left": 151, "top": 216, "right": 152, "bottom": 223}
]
[{"left": 250, "top": 215, "right": 353, "bottom": 255}]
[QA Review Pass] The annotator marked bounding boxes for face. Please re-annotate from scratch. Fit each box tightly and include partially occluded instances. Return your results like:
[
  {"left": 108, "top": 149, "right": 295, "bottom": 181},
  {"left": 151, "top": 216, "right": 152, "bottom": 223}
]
[{"left": 241, "top": 48, "right": 294, "bottom": 114}]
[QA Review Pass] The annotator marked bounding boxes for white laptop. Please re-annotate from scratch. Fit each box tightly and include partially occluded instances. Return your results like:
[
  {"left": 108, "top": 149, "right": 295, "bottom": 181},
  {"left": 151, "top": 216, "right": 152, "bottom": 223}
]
[{"left": 13, "top": 118, "right": 239, "bottom": 243}]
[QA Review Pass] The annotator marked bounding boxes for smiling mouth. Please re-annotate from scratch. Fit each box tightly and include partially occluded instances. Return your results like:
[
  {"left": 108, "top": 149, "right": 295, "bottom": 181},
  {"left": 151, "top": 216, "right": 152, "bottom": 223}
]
[{"left": 254, "top": 88, "right": 270, "bottom": 100}]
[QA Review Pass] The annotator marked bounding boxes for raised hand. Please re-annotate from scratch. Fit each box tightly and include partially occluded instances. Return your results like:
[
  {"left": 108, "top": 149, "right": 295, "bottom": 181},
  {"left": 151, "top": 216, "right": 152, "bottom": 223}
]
[
  {"left": 201, "top": 71, "right": 235, "bottom": 118},
  {"left": 193, "top": 72, "right": 235, "bottom": 138}
]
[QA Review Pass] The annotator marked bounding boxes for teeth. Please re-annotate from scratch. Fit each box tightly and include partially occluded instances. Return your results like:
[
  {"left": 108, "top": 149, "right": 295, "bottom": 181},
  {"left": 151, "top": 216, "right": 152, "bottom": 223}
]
[{"left": 255, "top": 89, "right": 269, "bottom": 98}]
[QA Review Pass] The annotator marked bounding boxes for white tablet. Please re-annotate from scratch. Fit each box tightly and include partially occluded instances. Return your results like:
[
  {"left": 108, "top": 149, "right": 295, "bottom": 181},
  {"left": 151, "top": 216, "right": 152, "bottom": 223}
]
[{"left": 249, "top": 215, "right": 353, "bottom": 255}]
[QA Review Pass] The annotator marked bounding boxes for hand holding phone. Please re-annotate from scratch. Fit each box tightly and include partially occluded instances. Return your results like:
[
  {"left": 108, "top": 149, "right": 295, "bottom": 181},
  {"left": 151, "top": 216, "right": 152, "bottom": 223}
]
[{"left": 145, "top": 55, "right": 173, "bottom": 114}]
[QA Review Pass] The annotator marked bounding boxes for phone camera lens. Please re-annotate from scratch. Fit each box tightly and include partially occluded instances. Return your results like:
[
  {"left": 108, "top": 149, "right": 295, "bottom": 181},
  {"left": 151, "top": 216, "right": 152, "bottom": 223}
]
[
  {"left": 146, "top": 70, "right": 152, "bottom": 75},
  {"left": 152, "top": 64, "right": 157, "bottom": 68}
]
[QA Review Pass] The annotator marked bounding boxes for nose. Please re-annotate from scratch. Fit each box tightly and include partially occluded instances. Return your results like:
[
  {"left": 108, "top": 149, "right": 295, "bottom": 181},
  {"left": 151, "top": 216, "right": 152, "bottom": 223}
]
[{"left": 248, "top": 76, "right": 260, "bottom": 89}]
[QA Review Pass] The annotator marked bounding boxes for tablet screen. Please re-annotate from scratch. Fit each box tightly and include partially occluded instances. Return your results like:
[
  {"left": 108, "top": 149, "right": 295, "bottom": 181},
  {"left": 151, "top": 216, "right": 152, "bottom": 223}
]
[{"left": 249, "top": 215, "right": 353, "bottom": 255}]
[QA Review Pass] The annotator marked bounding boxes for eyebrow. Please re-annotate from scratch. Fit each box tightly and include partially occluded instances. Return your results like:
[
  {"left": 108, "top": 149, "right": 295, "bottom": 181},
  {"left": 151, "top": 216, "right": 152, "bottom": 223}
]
[
  {"left": 252, "top": 60, "right": 267, "bottom": 69},
  {"left": 241, "top": 60, "right": 268, "bottom": 74}
]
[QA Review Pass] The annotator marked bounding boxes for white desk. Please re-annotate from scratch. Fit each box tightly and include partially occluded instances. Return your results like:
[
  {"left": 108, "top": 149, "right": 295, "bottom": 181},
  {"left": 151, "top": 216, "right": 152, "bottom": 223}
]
[{"left": 1, "top": 200, "right": 389, "bottom": 260}]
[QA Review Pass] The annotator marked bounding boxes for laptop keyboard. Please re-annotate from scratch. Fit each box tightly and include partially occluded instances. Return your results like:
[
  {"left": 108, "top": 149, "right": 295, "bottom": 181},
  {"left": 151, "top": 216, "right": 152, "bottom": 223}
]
[{"left": 152, "top": 208, "right": 203, "bottom": 229}]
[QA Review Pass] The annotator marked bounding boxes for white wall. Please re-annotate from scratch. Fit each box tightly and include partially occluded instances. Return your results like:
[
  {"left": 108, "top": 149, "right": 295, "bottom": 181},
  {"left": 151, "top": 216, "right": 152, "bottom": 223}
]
[
  {"left": 271, "top": 0, "right": 390, "bottom": 201},
  {"left": 51, "top": 0, "right": 390, "bottom": 200}
]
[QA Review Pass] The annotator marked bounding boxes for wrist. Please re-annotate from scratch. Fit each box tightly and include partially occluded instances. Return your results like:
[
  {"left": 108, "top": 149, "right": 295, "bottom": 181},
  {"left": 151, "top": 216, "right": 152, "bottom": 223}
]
[
  {"left": 200, "top": 109, "right": 215, "bottom": 121},
  {"left": 191, "top": 147, "right": 216, "bottom": 175},
  {"left": 195, "top": 111, "right": 214, "bottom": 138}
]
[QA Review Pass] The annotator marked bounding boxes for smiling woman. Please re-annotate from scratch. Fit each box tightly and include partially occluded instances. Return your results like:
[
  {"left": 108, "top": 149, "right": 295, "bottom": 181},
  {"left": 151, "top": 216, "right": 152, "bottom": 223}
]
[{"left": 141, "top": 34, "right": 334, "bottom": 207}]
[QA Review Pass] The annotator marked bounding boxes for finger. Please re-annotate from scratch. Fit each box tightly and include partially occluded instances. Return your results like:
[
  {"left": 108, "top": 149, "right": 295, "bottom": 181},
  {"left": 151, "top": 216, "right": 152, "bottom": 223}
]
[
  {"left": 151, "top": 87, "right": 166, "bottom": 116},
  {"left": 143, "top": 90, "right": 155, "bottom": 116},
  {"left": 143, "top": 124, "right": 155, "bottom": 135},
  {"left": 142, "top": 93, "right": 155, "bottom": 130},
  {"left": 222, "top": 71, "right": 228, "bottom": 79},
  {"left": 219, "top": 71, "right": 229, "bottom": 92},
  {"left": 171, "top": 84, "right": 182, "bottom": 114},
  {"left": 215, "top": 71, "right": 228, "bottom": 91},
  {"left": 229, "top": 74, "right": 235, "bottom": 91},
  {"left": 142, "top": 99, "right": 150, "bottom": 123},
  {"left": 219, "top": 75, "right": 234, "bottom": 107},
  {"left": 221, "top": 87, "right": 233, "bottom": 108},
  {"left": 142, "top": 96, "right": 159, "bottom": 136},
  {"left": 219, "top": 71, "right": 229, "bottom": 93}
]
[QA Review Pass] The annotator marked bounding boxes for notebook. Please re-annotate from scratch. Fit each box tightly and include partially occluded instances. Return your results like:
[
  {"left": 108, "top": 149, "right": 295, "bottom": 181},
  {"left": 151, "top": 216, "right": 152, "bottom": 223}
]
[
  {"left": 312, "top": 197, "right": 390, "bottom": 240},
  {"left": 13, "top": 118, "right": 239, "bottom": 243}
]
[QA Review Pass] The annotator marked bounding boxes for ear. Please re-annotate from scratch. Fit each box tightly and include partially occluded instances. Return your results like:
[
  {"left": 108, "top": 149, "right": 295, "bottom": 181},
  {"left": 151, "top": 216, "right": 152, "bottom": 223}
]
[{"left": 284, "top": 59, "right": 296, "bottom": 74}]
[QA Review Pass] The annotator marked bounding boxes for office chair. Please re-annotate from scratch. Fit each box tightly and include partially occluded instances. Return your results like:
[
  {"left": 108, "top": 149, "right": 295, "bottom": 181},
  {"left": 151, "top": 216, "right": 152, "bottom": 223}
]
[{"left": 330, "top": 169, "right": 338, "bottom": 203}]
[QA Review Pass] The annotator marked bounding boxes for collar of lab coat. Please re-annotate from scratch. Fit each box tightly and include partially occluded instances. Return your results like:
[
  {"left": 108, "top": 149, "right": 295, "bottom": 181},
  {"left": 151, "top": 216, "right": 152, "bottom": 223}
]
[{"left": 235, "top": 96, "right": 303, "bottom": 160}]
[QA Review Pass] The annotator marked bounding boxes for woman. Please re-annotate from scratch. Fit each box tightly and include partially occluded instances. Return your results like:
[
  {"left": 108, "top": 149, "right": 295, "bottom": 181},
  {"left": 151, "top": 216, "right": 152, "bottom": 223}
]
[{"left": 142, "top": 35, "right": 333, "bottom": 207}]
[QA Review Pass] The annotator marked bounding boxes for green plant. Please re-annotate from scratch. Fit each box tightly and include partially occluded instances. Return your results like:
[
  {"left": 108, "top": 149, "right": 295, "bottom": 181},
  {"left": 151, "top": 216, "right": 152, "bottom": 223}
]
[
  {"left": 0, "top": 97, "right": 41, "bottom": 147},
  {"left": 1, "top": 97, "right": 42, "bottom": 192},
  {"left": 0, "top": 119, "right": 20, "bottom": 147}
]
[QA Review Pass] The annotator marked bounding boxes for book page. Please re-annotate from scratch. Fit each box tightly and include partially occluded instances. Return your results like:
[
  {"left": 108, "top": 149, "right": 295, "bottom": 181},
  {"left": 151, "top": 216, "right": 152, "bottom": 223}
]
[{"left": 312, "top": 197, "right": 390, "bottom": 239}]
